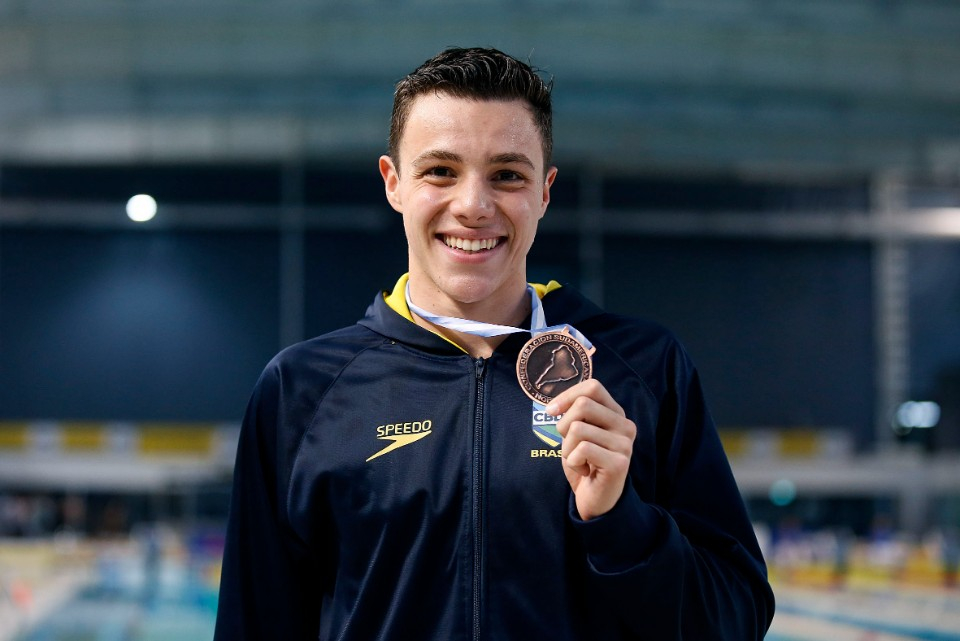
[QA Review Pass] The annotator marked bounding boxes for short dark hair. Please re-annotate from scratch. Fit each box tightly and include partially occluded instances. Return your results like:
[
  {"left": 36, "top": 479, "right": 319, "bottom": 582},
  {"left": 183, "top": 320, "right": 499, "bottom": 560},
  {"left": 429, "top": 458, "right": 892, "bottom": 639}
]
[{"left": 388, "top": 47, "right": 553, "bottom": 169}]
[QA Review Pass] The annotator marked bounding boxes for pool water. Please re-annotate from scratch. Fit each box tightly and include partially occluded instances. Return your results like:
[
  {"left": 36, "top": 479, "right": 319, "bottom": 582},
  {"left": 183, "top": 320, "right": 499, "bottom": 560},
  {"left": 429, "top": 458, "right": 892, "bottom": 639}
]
[
  {"left": 11, "top": 530, "right": 219, "bottom": 641},
  {"left": 10, "top": 532, "right": 960, "bottom": 641},
  {"left": 17, "top": 588, "right": 215, "bottom": 641}
]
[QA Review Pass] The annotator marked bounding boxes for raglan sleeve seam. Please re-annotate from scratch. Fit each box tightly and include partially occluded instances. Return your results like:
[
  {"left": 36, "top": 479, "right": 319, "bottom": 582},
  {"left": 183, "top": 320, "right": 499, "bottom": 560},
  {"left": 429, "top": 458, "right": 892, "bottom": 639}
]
[{"left": 283, "top": 340, "right": 387, "bottom": 538}]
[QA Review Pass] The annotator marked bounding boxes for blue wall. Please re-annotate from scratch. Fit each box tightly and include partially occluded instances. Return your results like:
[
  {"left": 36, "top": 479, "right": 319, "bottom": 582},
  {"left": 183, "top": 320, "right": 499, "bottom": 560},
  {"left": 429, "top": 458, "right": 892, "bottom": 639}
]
[
  {"left": 3, "top": 164, "right": 958, "bottom": 451},
  {"left": 0, "top": 229, "right": 280, "bottom": 420},
  {"left": 604, "top": 238, "right": 875, "bottom": 442}
]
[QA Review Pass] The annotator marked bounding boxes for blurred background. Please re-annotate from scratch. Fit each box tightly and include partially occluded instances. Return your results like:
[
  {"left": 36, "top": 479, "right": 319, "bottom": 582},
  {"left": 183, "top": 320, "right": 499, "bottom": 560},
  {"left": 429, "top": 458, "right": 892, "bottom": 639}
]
[{"left": 1, "top": 1, "right": 959, "bottom": 639}]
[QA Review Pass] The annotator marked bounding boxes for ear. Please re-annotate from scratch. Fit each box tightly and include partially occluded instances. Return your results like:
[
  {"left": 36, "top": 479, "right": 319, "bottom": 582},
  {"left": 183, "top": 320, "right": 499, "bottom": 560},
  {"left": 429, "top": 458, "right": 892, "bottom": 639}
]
[
  {"left": 539, "top": 166, "right": 558, "bottom": 218},
  {"left": 379, "top": 155, "right": 403, "bottom": 213}
]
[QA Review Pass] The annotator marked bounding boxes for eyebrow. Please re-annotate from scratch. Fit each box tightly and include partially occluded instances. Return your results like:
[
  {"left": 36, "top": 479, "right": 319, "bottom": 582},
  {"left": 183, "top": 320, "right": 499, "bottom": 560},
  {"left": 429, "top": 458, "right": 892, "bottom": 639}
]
[
  {"left": 410, "top": 150, "right": 536, "bottom": 170},
  {"left": 411, "top": 150, "right": 461, "bottom": 167},
  {"left": 490, "top": 152, "right": 536, "bottom": 169}
]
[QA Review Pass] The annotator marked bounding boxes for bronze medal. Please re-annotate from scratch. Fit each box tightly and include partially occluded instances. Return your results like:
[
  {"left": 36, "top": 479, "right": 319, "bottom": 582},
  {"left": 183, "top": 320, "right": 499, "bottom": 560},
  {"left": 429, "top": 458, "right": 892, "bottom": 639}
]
[{"left": 516, "top": 327, "right": 594, "bottom": 405}]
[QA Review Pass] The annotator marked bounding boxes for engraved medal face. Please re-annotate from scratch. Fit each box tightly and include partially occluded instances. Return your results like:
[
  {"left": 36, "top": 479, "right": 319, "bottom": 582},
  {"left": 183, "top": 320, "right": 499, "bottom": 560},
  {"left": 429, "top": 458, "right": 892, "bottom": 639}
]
[{"left": 517, "top": 328, "right": 594, "bottom": 405}]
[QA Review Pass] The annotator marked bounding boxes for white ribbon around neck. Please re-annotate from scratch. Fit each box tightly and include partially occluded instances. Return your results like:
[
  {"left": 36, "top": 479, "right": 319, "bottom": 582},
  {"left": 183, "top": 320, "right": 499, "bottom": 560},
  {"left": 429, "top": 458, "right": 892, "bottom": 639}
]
[{"left": 404, "top": 282, "right": 592, "bottom": 348}]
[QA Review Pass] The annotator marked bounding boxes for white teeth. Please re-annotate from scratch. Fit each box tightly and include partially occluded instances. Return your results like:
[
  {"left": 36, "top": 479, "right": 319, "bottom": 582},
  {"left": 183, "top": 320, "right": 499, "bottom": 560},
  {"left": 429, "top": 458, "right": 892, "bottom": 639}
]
[{"left": 444, "top": 236, "right": 499, "bottom": 252}]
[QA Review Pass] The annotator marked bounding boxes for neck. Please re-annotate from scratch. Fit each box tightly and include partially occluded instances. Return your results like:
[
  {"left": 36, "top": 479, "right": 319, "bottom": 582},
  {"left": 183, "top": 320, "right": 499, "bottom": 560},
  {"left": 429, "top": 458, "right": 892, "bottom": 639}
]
[
  {"left": 419, "top": 324, "right": 503, "bottom": 359},
  {"left": 406, "top": 280, "right": 532, "bottom": 358}
]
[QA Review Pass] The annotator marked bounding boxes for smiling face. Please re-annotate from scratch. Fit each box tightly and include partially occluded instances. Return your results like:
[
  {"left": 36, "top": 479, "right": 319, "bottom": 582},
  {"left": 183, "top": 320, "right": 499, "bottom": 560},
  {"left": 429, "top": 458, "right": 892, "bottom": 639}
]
[{"left": 380, "top": 93, "right": 557, "bottom": 321}]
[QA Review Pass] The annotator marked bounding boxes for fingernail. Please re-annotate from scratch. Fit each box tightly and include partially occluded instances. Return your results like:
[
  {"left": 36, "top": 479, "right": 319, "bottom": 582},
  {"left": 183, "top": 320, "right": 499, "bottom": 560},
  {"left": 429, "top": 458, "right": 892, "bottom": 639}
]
[{"left": 545, "top": 402, "right": 558, "bottom": 415}]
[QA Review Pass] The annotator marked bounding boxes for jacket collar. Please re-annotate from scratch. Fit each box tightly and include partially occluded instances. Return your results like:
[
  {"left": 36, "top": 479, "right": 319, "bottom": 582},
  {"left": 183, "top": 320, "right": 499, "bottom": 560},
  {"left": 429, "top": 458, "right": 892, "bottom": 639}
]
[{"left": 357, "top": 273, "right": 604, "bottom": 356}]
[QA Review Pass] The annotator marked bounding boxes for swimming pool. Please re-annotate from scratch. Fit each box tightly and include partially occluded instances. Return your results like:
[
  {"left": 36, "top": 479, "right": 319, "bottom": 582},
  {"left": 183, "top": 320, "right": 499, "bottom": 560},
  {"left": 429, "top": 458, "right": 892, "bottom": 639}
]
[
  {"left": 6, "top": 529, "right": 219, "bottom": 641},
  {"left": 8, "top": 533, "right": 960, "bottom": 641}
]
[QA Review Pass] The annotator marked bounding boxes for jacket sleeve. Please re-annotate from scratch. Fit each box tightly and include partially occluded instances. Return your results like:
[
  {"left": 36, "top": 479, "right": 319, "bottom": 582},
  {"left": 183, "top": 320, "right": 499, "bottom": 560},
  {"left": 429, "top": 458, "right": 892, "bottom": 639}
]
[
  {"left": 569, "top": 342, "right": 775, "bottom": 640},
  {"left": 214, "top": 362, "right": 325, "bottom": 640}
]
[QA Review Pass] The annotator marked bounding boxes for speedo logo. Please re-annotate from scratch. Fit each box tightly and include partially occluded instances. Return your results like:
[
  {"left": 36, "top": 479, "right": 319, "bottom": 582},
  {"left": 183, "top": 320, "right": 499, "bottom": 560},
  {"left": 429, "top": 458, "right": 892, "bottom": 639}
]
[{"left": 366, "top": 419, "right": 433, "bottom": 462}]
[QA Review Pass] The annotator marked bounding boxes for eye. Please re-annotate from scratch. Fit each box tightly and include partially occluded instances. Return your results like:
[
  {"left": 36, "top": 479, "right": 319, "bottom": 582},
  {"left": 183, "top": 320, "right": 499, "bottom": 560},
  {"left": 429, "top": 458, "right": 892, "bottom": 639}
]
[
  {"left": 419, "top": 166, "right": 455, "bottom": 180},
  {"left": 493, "top": 170, "right": 524, "bottom": 183}
]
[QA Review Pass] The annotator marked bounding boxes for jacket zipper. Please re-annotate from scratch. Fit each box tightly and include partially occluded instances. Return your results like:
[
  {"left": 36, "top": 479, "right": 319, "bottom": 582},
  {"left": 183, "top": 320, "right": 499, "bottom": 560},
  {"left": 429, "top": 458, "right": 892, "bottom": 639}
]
[{"left": 472, "top": 357, "right": 486, "bottom": 641}]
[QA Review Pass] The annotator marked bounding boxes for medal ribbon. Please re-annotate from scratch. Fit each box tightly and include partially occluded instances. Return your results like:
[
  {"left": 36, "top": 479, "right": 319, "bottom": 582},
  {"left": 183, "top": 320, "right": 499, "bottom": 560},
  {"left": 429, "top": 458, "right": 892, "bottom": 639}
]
[
  {"left": 404, "top": 283, "right": 592, "bottom": 348},
  {"left": 405, "top": 282, "right": 592, "bottom": 450}
]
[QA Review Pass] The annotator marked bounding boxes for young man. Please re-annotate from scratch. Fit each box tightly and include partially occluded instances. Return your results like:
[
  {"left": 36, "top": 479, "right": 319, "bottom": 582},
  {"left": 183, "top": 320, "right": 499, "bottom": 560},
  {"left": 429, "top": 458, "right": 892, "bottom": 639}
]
[{"left": 215, "top": 47, "right": 775, "bottom": 640}]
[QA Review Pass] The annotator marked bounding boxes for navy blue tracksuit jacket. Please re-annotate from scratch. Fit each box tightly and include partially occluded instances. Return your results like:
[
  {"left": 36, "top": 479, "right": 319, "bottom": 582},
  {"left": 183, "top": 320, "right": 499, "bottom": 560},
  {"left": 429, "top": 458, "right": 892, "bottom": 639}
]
[{"left": 215, "top": 276, "right": 775, "bottom": 640}]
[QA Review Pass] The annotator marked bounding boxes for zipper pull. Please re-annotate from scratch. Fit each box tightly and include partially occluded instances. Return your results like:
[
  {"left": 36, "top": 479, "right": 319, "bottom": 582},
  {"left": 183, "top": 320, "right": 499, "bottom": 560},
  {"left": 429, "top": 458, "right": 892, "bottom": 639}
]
[{"left": 474, "top": 358, "right": 486, "bottom": 379}]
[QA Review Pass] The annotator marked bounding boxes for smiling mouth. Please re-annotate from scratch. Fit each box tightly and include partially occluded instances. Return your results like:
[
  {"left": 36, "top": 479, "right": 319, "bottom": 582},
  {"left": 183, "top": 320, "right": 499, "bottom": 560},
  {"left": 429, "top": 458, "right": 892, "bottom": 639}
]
[{"left": 441, "top": 235, "right": 501, "bottom": 252}]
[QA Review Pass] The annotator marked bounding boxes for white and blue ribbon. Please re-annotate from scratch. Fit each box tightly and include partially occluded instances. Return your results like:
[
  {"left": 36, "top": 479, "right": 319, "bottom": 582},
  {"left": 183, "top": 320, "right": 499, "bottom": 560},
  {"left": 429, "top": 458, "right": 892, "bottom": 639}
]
[
  {"left": 405, "top": 281, "right": 593, "bottom": 450},
  {"left": 405, "top": 283, "right": 544, "bottom": 337},
  {"left": 404, "top": 282, "right": 591, "bottom": 349}
]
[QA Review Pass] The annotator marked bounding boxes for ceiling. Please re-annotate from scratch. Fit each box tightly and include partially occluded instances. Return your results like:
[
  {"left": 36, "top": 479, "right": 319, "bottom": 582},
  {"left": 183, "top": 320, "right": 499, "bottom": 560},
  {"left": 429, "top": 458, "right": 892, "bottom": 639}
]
[{"left": 1, "top": 0, "right": 959, "bottom": 181}]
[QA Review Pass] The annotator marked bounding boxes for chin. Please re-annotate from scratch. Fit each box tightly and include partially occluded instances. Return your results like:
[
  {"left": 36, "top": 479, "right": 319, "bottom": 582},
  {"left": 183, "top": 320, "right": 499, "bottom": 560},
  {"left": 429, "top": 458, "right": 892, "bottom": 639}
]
[{"left": 440, "top": 274, "right": 503, "bottom": 306}]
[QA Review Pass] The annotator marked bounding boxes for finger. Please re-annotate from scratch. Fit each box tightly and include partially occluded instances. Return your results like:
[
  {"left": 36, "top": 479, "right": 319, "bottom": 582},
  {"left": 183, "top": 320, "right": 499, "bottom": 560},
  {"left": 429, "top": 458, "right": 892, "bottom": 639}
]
[
  {"left": 545, "top": 379, "right": 624, "bottom": 418},
  {"left": 563, "top": 439, "right": 631, "bottom": 477},
  {"left": 556, "top": 396, "right": 636, "bottom": 440},
  {"left": 561, "top": 420, "right": 633, "bottom": 458}
]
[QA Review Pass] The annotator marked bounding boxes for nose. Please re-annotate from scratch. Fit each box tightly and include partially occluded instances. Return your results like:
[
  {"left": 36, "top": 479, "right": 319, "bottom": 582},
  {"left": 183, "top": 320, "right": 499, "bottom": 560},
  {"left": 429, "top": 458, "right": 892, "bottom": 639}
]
[{"left": 451, "top": 174, "right": 494, "bottom": 222}]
